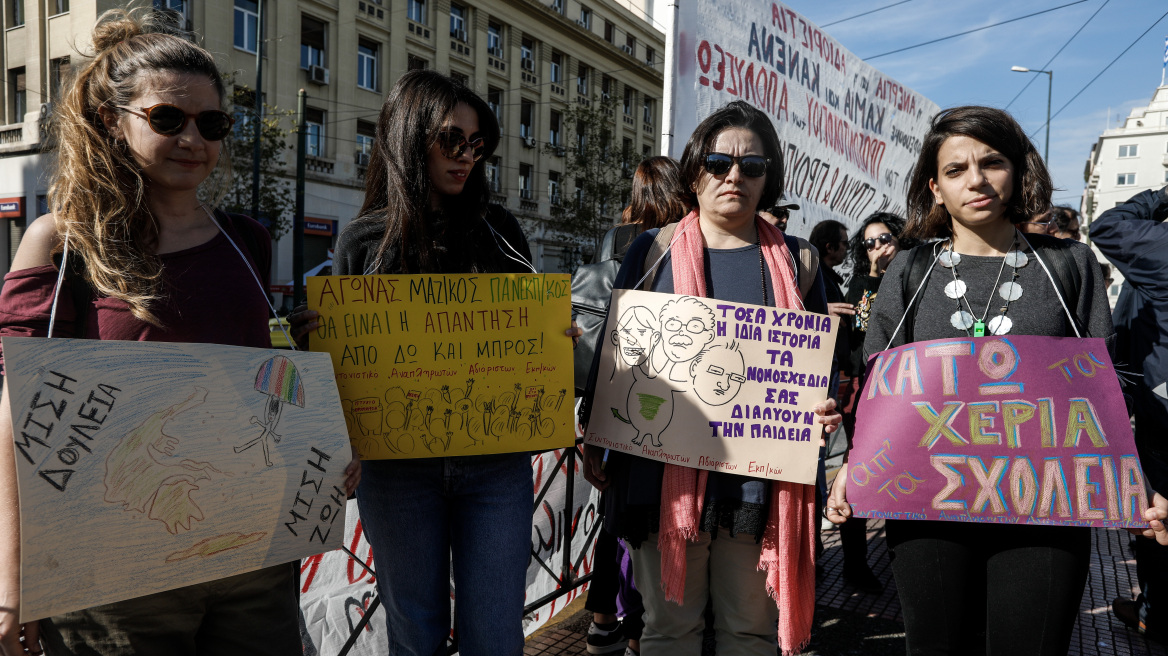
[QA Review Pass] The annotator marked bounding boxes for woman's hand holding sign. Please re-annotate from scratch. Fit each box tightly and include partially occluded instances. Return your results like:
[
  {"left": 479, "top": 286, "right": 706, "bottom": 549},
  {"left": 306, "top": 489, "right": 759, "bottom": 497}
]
[{"left": 825, "top": 461, "right": 852, "bottom": 525}]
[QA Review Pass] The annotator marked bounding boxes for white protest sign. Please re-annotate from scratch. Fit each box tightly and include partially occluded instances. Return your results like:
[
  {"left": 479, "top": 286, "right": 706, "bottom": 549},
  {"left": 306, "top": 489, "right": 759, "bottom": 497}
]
[
  {"left": 584, "top": 290, "right": 836, "bottom": 484},
  {"left": 5, "top": 337, "right": 350, "bottom": 621},
  {"left": 668, "top": 0, "right": 940, "bottom": 231}
]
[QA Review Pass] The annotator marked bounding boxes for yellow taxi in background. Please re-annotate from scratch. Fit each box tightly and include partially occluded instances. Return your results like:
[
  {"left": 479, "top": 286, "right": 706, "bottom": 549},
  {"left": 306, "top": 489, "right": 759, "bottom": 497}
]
[{"left": 269, "top": 317, "right": 293, "bottom": 349}]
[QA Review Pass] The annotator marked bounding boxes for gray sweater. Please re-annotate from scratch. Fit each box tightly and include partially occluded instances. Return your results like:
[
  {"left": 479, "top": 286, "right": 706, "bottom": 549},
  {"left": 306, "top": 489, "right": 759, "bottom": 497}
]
[{"left": 863, "top": 235, "right": 1115, "bottom": 360}]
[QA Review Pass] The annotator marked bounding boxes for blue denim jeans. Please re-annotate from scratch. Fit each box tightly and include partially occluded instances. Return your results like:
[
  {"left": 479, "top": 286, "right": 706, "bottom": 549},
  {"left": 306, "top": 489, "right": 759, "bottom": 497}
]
[{"left": 357, "top": 452, "right": 533, "bottom": 656}]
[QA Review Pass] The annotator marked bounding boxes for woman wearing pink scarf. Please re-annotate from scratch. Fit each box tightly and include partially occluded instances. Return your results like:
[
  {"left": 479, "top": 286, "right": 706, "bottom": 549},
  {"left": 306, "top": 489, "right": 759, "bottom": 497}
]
[{"left": 581, "top": 101, "right": 842, "bottom": 656}]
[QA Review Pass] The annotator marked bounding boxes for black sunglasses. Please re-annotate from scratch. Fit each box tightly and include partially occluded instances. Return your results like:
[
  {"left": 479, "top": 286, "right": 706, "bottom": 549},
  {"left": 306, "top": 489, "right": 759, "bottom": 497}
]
[
  {"left": 118, "top": 103, "right": 234, "bottom": 141},
  {"left": 703, "top": 153, "right": 769, "bottom": 178},
  {"left": 863, "top": 232, "right": 895, "bottom": 250},
  {"left": 437, "top": 130, "right": 486, "bottom": 161}
]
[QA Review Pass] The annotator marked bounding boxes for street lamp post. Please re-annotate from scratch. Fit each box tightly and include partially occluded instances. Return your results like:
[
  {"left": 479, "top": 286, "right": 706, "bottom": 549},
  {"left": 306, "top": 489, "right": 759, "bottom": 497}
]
[{"left": 1011, "top": 66, "right": 1053, "bottom": 162}]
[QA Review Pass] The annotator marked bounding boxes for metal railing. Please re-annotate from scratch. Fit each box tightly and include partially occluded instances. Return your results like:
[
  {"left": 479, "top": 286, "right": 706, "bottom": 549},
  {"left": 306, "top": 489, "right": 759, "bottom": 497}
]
[{"left": 334, "top": 442, "right": 598, "bottom": 656}]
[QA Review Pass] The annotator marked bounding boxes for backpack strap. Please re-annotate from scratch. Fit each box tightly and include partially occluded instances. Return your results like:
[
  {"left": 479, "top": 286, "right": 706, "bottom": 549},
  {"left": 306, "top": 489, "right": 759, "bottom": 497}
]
[
  {"left": 1030, "top": 240, "right": 1085, "bottom": 337},
  {"left": 639, "top": 222, "right": 678, "bottom": 291},
  {"left": 898, "top": 244, "right": 934, "bottom": 345}
]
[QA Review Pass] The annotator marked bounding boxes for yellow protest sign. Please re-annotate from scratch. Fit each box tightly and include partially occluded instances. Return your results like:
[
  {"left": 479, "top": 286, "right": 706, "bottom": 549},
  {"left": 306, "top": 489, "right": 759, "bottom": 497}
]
[{"left": 308, "top": 274, "right": 576, "bottom": 459}]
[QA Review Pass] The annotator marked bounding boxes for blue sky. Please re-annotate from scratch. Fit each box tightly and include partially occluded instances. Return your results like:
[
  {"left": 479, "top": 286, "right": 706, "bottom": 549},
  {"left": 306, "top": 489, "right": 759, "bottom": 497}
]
[{"left": 743, "top": 1, "right": 1168, "bottom": 208}]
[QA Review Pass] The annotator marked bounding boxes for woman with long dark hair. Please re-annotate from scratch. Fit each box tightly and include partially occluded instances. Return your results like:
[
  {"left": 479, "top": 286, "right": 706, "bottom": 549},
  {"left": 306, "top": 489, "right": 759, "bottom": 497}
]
[
  {"left": 294, "top": 70, "right": 577, "bottom": 656},
  {"left": 825, "top": 105, "right": 1167, "bottom": 654},
  {"left": 0, "top": 10, "right": 358, "bottom": 655}
]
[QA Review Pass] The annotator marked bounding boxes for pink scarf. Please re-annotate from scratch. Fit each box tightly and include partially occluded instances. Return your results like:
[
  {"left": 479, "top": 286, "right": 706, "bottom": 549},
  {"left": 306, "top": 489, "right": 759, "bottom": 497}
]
[{"left": 658, "top": 210, "right": 817, "bottom": 656}]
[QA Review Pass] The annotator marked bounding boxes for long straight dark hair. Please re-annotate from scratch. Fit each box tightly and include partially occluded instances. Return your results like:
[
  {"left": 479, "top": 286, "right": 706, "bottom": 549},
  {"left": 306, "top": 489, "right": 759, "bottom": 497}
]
[{"left": 360, "top": 70, "right": 501, "bottom": 272}]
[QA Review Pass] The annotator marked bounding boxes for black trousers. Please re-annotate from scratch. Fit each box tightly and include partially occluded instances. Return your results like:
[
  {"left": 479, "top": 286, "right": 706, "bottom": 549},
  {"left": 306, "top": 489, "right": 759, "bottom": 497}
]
[
  {"left": 585, "top": 525, "right": 645, "bottom": 639},
  {"left": 886, "top": 519, "right": 1091, "bottom": 656}
]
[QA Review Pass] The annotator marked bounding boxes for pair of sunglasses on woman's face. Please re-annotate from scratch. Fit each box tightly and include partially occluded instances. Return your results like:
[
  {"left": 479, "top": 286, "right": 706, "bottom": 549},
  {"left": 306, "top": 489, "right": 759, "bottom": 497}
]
[
  {"left": 119, "top": 104, "right": 235, "bottom": 141},
  {"left": 437, "top": 130, "right": 486, "bottom": 161},
  {"left": 864, "top": 233, "right": 895, "bottom": 250},
  {"left": 702, "top": 153, "right": 769, "bottom": 178}
]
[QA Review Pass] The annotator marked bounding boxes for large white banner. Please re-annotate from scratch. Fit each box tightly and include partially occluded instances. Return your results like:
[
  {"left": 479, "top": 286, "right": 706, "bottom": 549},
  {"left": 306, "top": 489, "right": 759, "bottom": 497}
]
[{"left": 668, "top": 1, "right": 940, "bottom": 233}]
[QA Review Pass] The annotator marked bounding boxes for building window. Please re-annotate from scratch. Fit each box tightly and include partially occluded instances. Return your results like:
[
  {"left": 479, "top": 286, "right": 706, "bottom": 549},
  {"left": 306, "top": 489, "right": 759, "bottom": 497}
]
[
  {"left": 550, "top": 0, "right": 563, "bottom": 14},
  {"left": 520, "top": 100, "right": 534, "bottom": 139},
  {"left": 601, "top": 75, "right": 612, "bottom": 100},
  {"left": 1118, "top": 144, "right": 1138, "bottom": 158},
  {"left": 519, "top": 163, "right": 533, "bottom": 199},
  {"left": 408, "top": 0, "right": 426, "bottom": 24},
  {"left": 8, "top": 0, "right": 22, "bottom": 26},
  {"left": 8, "top": 68, "right": 25, "bottom": 124},
  {"left": 234, "top": 0, "right": 259, "bottom": 53},
  {"left": 643, "top": 97, "right": 654, "bottom": 124},
  {"left": 50, "top": 0, "right": 68, "bottom": 15},
  {"left": 623, "top": 87, "right": 634, "bottom": 116},
  {"left": 1117, "top": 172, "right": 1136, "bottom": 186},
  {"left": 49, "top": 57, "right": 70, "bottom": 104},
  {"left": 232, "top": 87, "right": 258, "bottom": 136},
  {"left": 521, "top": 37, "right": 535, "bottom": 72},
  {"left": 488, "top": 87, "right": 502, "bottom": 121},
  {"left": 305, "top": 107, "right": 325, "bottom": 157},
  {"left": 408, "top": 55, "right": 428, "bottom": 70},
  {"left": 642, "top": 143, "right": 651, "bottom": 157},
  {"left": 549, "top": 110, "right": 562, "bottom": 147},
  {"left": 604, "top": 20, "right": 614, "bottom": 43},
  {"left": 487, "top": 157, "right": 501, "bottom": 192},
  {"left": 646, "top": 47, "right": 655, "bottom": 65},
  {"left": 625, "top": 33, "right": 636, "bottom": 55},
  {"left": 548, "top": 171, "right": 561, "bottom": 204},
  {"left": 622, "top": 137, "right": 632, "bottom": 168},
  {"left": 154, "top": 0, "right": 188, "bottom": 23},
  {"left": 576, "top": 64, "right": 589, "bottom": 96},
  {"left": 579, "top": 6, "right": 591, "bottom": 29},
  {"left": 451, "top": 71, "right": 469, "bottom": 87},
  {"left": 550, "top": 52, "right": 562, "bottom": 84},
  {"left": 356, "top": 120, "right": 375, "bottom": 165},
  {"left": 357, "top": 40, "right": 379, "bottom": 91},
  {"left": 487, "top": 22, "right": 504, "bottom": 57},
  {"left": 300, "top": 16, "right": 327, "bottom": 70},
  {"left": 576, "top": 120, "right": 587, "bottom": 155},
  {"left": 449, "top": 4, "right": 467, "bottom": 41}
]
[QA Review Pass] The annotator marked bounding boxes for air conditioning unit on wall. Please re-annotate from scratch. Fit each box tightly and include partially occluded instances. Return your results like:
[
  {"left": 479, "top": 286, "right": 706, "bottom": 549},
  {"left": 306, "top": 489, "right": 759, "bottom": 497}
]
[{"left": 308, "top": 65, "right": 330, "bottom": 85}]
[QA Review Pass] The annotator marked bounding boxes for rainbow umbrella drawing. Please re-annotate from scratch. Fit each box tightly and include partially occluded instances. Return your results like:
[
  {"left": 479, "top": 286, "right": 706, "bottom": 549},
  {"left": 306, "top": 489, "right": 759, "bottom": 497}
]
[{"left": 236, "top": 356, "right": 306, "bottom": 466}]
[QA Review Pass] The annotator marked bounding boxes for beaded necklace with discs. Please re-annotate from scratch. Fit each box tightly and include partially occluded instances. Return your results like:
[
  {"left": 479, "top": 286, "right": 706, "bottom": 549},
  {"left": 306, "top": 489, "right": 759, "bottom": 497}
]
[{"left": 939, "top": 233, "right": 1029, "bottom": 337}]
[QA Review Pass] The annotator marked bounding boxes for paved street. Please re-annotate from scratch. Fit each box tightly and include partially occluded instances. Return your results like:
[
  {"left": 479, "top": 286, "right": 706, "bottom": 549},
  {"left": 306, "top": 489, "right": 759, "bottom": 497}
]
[{"left": 526, "top": 521, "right": 1168, "bottom": 656}]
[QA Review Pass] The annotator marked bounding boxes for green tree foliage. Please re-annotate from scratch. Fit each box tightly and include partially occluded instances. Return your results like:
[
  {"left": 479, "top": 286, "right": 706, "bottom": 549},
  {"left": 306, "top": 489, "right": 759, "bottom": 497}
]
[
  {"left": 542, "top": 95, "right": 638, "bottom": 255},
  {"left": 201, "top": 87, "right": 296, "bottom": 239}
]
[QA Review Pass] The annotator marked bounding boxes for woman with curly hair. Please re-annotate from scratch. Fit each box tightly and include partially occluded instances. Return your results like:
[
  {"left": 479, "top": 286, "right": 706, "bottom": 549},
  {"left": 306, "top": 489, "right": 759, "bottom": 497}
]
[{"left": 0, "top": 10, "right": 358, "bottom": 655}]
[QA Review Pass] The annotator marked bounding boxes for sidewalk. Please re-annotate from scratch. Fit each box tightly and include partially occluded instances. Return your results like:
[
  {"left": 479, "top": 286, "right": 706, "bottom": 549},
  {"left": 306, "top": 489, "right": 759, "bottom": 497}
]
[{"left": 525, "top": 521, "right": 1168, "bottom": 656}]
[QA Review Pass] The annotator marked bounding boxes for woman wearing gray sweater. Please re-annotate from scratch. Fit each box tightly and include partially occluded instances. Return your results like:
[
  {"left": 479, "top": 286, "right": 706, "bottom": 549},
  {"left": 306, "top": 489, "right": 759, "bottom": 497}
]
[{"left": 824, "top": 105, "right": 1163, "bottom": 655}]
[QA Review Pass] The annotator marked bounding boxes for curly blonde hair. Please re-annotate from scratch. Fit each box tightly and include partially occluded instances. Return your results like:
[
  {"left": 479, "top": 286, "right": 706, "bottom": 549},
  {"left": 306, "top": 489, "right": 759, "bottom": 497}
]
[{"left": 48, "top": 8, "right": 228, "bottom": 325}]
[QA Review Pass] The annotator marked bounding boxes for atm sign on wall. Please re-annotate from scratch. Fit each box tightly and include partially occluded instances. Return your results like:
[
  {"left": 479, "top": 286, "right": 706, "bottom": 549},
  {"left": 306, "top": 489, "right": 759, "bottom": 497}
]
[
  {"left": 305, "top": 219, "right": 336, "bottom": 236},
  {"left": 0, "top": 197, "right": 23, "bottom": 219}
]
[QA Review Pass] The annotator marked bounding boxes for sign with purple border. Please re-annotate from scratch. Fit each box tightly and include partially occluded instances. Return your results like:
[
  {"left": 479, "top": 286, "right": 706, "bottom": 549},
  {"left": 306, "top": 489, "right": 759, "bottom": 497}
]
[{"left": 847, "top": 336, "right": 1149, "bottom": 529}]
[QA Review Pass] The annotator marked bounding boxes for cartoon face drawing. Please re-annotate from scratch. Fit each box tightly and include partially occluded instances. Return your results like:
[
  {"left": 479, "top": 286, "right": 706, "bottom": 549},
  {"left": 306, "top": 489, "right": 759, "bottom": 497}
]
[
  {"left": 658, "top": 298, "right": 716, "bottom": 364},
  {"left": 611, "top": 306, "right": 659, "bottom": 367},
  {"left": 690, "top": 342, "right": 747, "bottom": 406}
]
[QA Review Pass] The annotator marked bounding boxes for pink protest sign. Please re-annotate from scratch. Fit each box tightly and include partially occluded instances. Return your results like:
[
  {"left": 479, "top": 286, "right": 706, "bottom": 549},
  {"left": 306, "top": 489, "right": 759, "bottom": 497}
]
[{"left": 847, "top": 336, "right": 1148, "bottom": 529}]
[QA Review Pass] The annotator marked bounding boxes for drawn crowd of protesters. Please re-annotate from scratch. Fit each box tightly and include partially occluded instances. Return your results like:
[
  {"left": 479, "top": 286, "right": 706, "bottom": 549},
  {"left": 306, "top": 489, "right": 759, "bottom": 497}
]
[{"left": 1, "top": 8, "right": 1168, "bottom": 656}]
